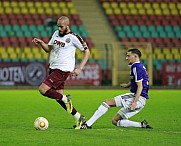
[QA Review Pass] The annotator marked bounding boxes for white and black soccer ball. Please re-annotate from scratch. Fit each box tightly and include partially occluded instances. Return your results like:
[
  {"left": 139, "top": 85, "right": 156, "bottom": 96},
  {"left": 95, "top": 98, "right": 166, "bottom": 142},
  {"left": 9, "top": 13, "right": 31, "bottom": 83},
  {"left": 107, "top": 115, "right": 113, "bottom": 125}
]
[{"left": 34, "top": 117, "right": 49, "bottom": 130}]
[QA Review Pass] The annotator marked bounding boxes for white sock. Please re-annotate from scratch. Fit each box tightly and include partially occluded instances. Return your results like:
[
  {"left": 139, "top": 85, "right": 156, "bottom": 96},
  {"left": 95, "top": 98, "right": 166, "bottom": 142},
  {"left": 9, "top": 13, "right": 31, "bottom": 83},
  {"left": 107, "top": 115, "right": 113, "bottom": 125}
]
[
  {"left": 62, "top": 95, "right": 67, "bottom": 102},
  {"left": 117, "top": 119, "right": 141, "bottom": 127},
  {"left": 86, "top": 102, "right": 110, "bottom": 126},
  {"left": 73, "top": 112, "right": 81, "bottom": 120}
]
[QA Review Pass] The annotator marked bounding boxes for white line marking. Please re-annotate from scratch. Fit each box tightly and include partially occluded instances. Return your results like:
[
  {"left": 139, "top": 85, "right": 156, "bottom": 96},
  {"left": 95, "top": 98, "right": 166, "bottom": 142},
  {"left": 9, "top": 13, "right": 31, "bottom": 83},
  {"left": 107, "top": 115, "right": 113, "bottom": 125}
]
[{"left": 89, "top": 128, "right": 181, "bottom": 134}]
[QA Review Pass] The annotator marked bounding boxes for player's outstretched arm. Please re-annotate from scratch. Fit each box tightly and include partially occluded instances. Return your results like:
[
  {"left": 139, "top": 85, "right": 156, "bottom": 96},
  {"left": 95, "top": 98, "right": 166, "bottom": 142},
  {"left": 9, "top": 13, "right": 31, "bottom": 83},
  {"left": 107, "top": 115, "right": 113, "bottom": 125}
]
[
  {"left": 32, "top": 38, "right": 51, "bottom": 53},
  {"left": 120, "top": 82, "right": 131, "bottom": 88},
  {"left": 72, "top": 48, "right": 90, "bottom": 76}
]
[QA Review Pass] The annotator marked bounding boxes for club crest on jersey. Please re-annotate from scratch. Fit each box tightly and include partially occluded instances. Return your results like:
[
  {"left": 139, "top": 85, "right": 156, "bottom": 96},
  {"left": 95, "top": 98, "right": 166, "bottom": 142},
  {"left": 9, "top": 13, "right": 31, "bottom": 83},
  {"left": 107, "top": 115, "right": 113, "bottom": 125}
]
[
  {"left": 65, "top": 38, "right": 70, "bottom": 43},
  {"left": 53, "top": 40, "right": 65, "bottom": 47}
]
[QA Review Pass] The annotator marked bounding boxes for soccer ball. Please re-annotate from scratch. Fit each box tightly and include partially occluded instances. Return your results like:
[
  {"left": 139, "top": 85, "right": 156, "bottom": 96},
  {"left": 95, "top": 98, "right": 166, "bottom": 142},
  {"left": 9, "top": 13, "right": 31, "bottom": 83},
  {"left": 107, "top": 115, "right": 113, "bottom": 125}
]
[{"left": 34, "top": 117, "right": 49, "bottom": 130}]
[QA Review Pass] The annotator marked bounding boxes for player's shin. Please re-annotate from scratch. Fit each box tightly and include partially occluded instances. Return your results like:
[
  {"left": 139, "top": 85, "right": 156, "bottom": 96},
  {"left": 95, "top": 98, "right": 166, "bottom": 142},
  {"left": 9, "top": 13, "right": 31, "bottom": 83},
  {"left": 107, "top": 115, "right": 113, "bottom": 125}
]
[{"left": 86, "top": 102, "right": 110, "bottom": 126}]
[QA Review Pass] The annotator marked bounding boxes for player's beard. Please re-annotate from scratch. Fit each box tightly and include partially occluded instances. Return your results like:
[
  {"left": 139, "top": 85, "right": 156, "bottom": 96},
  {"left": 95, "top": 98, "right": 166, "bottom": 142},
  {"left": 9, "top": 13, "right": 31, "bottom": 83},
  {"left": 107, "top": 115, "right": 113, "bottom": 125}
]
[{"left": 59, "top": 28, "right": 67, "bottom": 37}]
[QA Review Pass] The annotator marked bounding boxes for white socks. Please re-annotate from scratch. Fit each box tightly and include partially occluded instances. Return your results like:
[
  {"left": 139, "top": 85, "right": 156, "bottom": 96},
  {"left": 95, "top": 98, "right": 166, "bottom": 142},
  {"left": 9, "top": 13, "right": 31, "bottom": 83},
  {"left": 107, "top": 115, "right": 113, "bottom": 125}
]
[
  {"left": 74, "top": 112, "right": 81, "bottom": 120},
  {"left": 86, "top": 102, "right": 110, "bottom": 127},
  {"left": 62, "top": 95, "right": 67, "bottom": 102},
  {"left": 117, "top": 119, "right": 141, "bottom": 128}
]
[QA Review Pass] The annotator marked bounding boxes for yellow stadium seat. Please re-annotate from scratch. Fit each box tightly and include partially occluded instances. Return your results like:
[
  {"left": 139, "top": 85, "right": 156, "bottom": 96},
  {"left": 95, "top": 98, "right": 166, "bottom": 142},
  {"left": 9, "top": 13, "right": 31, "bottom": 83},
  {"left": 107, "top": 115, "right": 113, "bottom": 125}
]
[
  {"left": 5, "top": 7, "right": 12, "bottom": 14},
  {"left": 3, "top": 2, "right": 10, "bottom": 7},
  {"left": 102, "top": 2, "right": 110, "bottom": 9},
  {"left": 165, "top": 53, "right": 173, "bottom": 59},
  {"left": 37, "top": 8, "right": 44, "bottom": 14},
  {"left": 163, "top": 48, "right": 170, "bottom": 54},
  {"left": 67, "top": 2, "right": 74, "bottom": 9},
  {"left": 32, "top": 47, "right": 39, "bottom": 53},
  {"left": 13, "top": 7, "right": 21, "bottom": 14},
  {"left": 70, "top": 8, "right": 77, "bottom": 15},
  {"left": 177, "top": 3, "right": 181, "bottom": 9},
  {"left": 122, "top": 8, "right": 129, "bottom": 15},
  {"left": 171, "top": 9, "right": 178, "bottom": 15},
  {"left": 156, "top": 53, "right": 165, "bottom": 59},
  {"left": 53, "top": 9, "right": 61, "bottom": 14},
  {"left": 128, "top": 2, "right": 135, "bottom": 9},
  {"left": 51, "top": 2, "right": 57, "bottom": 8},
  {"left": 7, "top": 47, "right": 14, "bottom": 53},
  {"left": 111, "top": 2, "right": 118, "bottom": 8},
  {"left": 35, "top": 2, "right": 41, "bottom": 8},
  {"left": 15, "top": 47, "right": 21, "bottom": 55},
  {"left": 147, "top": 9, "right": 154, "bottom": 15},
  {"left": 27, "top": 2, "right": 34, "bottom": 8},
  {"left": 42, "top": 2, "right": 50, "bottom": 8},
  {"left": 105, "top": 8, "right": 113, "bottom": 15},
  {"left": 139, "top": 8, "right": 146, "bottom": 15},
  {"left": 1, "top": 53, "right": 9, "bottom": 59},
  {"left": 29, "top": 8, "right": 36, "bottom": 14},
  {"left": 114, "top": 8, "right": 121, "bottom": 15},
  {"left": 154, "top": 48, "right": 163, "bottom": 59},
  {"left": 62, "top": 8, "right": 69, "bottom": 15},
  {"left": 169, "top": 3, "right": 176, "bottom": 9},
  {"left": 130, "top": 8, "right": 138, "bottom": 15},
  {"left": 34, "top": 53, "right": 42, "bottom": 59},
  {"left": 46, "top": 8, "right": 53, "bottom": 14},
  {"left": 21, "top": 8, "right": 28, "bottom": 14},
  {"left": 119, "top": 3, "right": 127, "bottom": 9},
  {"left": 136, "top": 3, "right": 143, "bottom": 9},
  {"left": 160, "top": 3, "right": 168, "bottom": 9},
  {"left": 26, "top": 53, "right": 34, "bottom": 59},
  {"left": 144, "top": 3, "right": 151, "bottom": 9},
  {"left": 59, "top": 2, "right": 66, "bottom": 8},
  {"left": 9, "top": 53, "right": 18, "bottom": 59},
  {"left": 171, "top": 48, "right": 180, "bottom": 54},
  {"left": 11, "top": 1, "right": 18, "bottom": 7},
  {"left": 152, "top": 3, "right": 160, "bottom": 9},
  {"left": 19, "top": 2, "right": 26, "bottom": 7},
  {"left": 162, "top": 9, "right": 170, "bottom": 15},
  {"left": 141, "top": 53, "right": 147, "bottom": 60},
  {"left": 0, "top": 8, "right": 4, "bottom": 13},
  {"left": 76, "top": 52, "right": 83, "bottom": 59},
  {"left": 155, "top": 9, "right": 162, "bottom": 15},
  {"left": 42, "top": 53, "right": 48, "bottom": 59}
]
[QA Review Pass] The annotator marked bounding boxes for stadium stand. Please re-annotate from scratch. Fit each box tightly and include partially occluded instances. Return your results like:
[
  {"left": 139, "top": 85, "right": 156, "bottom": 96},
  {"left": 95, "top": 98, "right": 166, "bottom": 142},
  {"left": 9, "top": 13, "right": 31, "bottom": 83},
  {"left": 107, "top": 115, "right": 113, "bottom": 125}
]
[
  {"left": 0, "top": 0, "right": 97, "bottom": 62},
  {"left": 99, "top": 0, "right": 181, "bottom": 85}
]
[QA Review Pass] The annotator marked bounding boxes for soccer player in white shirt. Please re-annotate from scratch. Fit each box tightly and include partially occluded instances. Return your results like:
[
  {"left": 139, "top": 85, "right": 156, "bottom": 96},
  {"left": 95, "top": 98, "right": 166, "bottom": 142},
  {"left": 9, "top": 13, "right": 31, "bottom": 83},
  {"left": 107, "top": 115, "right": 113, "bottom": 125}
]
[{"left": 32, "top": 16, "right": 90, "bottom": 129}]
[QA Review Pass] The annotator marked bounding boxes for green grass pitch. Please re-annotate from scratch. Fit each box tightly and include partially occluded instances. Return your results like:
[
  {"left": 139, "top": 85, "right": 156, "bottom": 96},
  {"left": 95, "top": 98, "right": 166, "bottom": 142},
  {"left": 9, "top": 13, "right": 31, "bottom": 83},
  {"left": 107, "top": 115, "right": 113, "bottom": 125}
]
[{"left": 0, "top": 89, "right": 181, "bottom": 146}]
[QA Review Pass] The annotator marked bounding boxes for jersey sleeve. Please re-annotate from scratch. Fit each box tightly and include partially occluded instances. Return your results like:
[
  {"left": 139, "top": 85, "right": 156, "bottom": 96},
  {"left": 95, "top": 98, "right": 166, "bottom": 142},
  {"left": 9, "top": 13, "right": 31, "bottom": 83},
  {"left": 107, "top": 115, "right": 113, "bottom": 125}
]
[
  {"left": 72, "top": 34, "right": 88, "bottom": 51},
  {"left": 132, "top": 65, "right": 144, "bottom": 82},
  {"left": 48, "top": 31, "right": 57, "bottom": 46}
]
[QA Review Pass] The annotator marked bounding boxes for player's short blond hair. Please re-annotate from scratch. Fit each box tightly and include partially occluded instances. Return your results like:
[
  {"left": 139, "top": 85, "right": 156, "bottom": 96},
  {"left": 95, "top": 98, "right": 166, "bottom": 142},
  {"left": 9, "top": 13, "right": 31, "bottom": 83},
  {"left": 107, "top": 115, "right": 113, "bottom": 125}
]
[{"left": 58, "top": 16, "right": 70, "bottom": 26}]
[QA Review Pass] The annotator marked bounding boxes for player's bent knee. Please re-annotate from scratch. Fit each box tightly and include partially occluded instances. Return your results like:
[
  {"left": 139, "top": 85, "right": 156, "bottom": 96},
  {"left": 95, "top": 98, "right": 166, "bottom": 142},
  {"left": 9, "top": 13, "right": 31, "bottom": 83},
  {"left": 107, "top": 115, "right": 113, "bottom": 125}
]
[
  {"left": 39, "top": 86, "right": 46, "bottom": 95},
  {"left": 112, "top": 118, "right": 118, "bottom": 126}
]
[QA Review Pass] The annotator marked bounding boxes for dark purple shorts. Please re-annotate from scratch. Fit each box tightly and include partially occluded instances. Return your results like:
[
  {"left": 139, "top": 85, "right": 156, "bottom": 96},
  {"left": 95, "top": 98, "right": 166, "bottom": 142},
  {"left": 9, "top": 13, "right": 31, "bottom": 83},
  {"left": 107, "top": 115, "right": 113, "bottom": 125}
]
[{"left": 43, "top": 69, "right": 70, "bottom": 90}]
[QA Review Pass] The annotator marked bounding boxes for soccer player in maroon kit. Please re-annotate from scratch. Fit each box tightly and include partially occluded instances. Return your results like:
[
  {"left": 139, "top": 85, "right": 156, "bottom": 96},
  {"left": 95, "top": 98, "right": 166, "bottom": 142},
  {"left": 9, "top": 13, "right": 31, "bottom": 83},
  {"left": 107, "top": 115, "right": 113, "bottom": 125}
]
[{"left": 32, "top": 16, "right": 90, "bottom": 129}]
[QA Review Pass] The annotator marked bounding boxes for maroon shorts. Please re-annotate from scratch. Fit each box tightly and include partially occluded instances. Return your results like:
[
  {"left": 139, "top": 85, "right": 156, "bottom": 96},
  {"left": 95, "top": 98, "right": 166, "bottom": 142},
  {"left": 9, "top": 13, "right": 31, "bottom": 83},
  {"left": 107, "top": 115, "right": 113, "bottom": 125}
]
[{"left": 43, "top": 69, "right": 70, "bottom": 90}]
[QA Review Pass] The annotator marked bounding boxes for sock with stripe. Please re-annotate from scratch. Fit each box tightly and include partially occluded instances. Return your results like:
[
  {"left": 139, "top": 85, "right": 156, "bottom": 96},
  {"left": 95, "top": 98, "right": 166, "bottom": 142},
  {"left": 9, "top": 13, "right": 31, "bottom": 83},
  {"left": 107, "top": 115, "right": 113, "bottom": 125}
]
[{"left": 86, "top": 102, "right": 110, "bottom": 127}]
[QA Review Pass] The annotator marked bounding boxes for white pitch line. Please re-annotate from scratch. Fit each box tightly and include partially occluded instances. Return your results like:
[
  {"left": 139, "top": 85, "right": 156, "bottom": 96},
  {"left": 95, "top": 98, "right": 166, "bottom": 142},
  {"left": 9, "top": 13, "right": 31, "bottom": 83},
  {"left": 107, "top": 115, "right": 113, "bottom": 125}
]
[{"left": 89, "top": 128, "right": 181, "bottom": 134}]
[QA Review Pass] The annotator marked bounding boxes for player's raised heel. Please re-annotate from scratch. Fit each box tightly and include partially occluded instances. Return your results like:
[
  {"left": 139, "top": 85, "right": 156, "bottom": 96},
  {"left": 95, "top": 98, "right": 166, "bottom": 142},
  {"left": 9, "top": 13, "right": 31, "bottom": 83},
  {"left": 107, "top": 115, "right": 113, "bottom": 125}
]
[
  {"left": 75, "top": 115, "right": 86, "bottom": 129},
  {"left": 141, "top": 120, "right": 153, "bottom": 129},
  {"left": 64, "top": 94, "right": 73, "bottom": 114},
  {"left": 80, "top": 123, "right": 92, "bottom": 129}
]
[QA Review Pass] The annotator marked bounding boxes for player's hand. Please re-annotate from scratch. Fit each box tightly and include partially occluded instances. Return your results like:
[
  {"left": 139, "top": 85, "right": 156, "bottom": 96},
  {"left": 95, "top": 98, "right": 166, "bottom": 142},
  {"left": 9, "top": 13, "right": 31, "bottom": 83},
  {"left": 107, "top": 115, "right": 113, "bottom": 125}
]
[
  {"left": 130, "top": 102, "right": 136, "bottom": 110},
  {"left": 71, "top": 68, "right": 82, "bottom": 76},
  {"left": 120, "top": 83, "right": 128, "bottom": 88},
  {"left": 32, "top": 38, "right": 43, "bottom": 45}
]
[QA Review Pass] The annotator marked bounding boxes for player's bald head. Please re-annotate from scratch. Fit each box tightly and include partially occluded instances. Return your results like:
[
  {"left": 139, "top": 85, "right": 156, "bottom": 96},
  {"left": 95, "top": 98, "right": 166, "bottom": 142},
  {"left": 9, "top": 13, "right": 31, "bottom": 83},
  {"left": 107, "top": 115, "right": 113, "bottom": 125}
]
[{"left": 57, "top": 16, "right": 70, "bottom": 26}]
